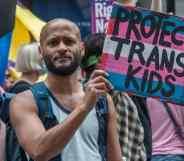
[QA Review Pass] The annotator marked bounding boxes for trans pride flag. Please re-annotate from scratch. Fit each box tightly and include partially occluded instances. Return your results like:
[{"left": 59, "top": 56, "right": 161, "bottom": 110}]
[
  {"left": 101, "top": 2, "right": 184, "bottom": 105},
  {"left": 0, "top": 0, "right": 16, "bottom": 84}
]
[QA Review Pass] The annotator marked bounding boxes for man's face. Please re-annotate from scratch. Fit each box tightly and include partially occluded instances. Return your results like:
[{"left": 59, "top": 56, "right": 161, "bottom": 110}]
[{"left": 40, "top": 21, "right": 82, "bottom": 76}]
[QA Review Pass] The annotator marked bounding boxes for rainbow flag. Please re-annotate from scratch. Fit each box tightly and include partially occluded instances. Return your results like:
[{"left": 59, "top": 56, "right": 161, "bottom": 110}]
[
  {"left": 9, "top": 5, "right": 46, "bottom": 63},
  {"left": 0, "top": 0, "right": 16, "bottom": 84},
  {"left": 101, "top": 2, "right": 184, "bottom": 105}
]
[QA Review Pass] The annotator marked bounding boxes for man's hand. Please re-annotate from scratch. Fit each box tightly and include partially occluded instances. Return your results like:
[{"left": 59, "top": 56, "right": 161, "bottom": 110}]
[
  {"left": 151, "top": 0, "right": 162, "bottom": 12},
  {"left": 83, "top": 70, "right": 113, "bottom": 111},
  {"left": 116, "top": 0, "right": 135, "bottom": 6},
  {"left": 0, "top": 86, "right": 4, "bottom": 94}
]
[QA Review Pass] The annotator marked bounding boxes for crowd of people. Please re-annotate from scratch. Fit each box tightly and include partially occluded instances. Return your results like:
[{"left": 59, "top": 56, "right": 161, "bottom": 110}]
[{"left": 0, "top": 0, "right": 184, "bottom": 161}]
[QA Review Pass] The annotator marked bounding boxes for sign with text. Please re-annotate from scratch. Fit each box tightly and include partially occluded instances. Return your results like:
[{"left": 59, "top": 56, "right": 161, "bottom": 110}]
[
  {"left": 91, "top": 0, "right": 114, "bottom": 33},
  {"left": 101, "top": 2, "right": 184, "bottom": 105}
]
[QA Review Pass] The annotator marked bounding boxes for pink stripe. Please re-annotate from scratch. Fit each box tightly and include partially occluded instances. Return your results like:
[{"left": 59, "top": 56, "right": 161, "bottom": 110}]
[
  {"left": 107, "top": 20, "right": 184, "bottom": 52},
  {"left": 100, "top": 53, "right": 184, "bottom": 86}
]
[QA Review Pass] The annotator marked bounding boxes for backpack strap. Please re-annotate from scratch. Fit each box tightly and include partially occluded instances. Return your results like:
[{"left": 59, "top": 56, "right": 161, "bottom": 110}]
[
  {"left": 96, "top": 95, "right": 108, "bottom": 161},
  {"left": 0, "top": 92, "right": 15, "bottom": 124},
  {"left": 8, "top": 80, "right": 31, "bottom": 94},
  {"left": 31, "top": 82, "right": 58, "bottom": 129},
  {"left": 30, "top": 82, "right": 61, "bottom": 161}
]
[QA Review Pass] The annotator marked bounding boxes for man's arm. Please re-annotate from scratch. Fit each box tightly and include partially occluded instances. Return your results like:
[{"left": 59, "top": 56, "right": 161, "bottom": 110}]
[
  {"left": 10, "top": 90, "right": 92, "bottom": 161},
  {"left": 106, "top": 94, "right": 122, "bottom": 161}
]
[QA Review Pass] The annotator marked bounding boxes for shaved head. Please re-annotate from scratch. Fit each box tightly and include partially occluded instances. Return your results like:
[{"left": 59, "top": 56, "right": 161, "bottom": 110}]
[
  {"left": 39, "top": 18, "right": 84, "bottom": 76},
  {"left": 40, "top": 18, "right": 81, "bottom": 46}
]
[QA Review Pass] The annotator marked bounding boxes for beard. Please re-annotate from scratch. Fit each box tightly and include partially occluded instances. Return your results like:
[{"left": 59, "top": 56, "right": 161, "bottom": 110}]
[{"left": 43, "top": 51, "right": 82, "bottom": 76}]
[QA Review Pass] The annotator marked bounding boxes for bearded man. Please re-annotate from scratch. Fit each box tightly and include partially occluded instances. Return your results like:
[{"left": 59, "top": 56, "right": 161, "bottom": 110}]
[{"left": 10, "top": 18, "right": 122, "bottom": 161}]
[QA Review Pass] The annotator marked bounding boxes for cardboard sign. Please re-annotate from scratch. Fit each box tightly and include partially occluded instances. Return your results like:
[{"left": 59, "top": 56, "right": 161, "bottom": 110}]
[
  {"left": 101, "top": 2, "right": 184, "bottom": 105},
  {"left": 91, "top": 0, "right": 114, "bottom": 33}
]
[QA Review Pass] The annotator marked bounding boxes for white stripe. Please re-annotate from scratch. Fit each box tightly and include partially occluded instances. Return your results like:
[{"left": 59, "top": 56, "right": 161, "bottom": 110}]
[{"left": 103, "top": 36, "right": 184, "bottom": 70}]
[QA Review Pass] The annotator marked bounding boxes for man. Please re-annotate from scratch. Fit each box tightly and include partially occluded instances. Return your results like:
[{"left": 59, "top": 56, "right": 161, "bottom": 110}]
[{"left": 10, "top": 19, "right": 122, "bottom": 161}]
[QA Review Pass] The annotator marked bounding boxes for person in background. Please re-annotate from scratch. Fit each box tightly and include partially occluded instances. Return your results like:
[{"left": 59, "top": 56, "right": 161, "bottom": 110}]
[
  {"left": 0, "top": 86, "right": 15, "bottom": 123},
  {"left": 0, "top": 86, "right": 6, "bottom": 161},
  {"left": 8, "top": 42, "right": 46, "bottom": 94},
  {"left": 0, "top": 87, "right": 15, "bottom": 161},
  {"left": 4, "top": 42, "right": 47, "bottom": 161},
  {"left": 147, "top": 98, "right": 184, "bottom": 161},
  {"left": 2, "top": 66, "right": 19, "bottom": 92},
  {"left": 147, "top": 1, "right": 184, "bottom": 161},
  {"left": 0, "top": 119, "right": 5, "bottom": 161}
]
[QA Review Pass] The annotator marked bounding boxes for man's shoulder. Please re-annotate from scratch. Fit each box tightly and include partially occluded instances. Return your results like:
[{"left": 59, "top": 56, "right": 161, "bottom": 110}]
[
  {"left": 10, "top": 90, "right": 37, "bottom": 113},
  {"left": 9, "top": 90, "right": 39, "bottom": 130},
  {"left": 8, "top": 80, "right": 31, "bottom": 94},
  {"left": 12, "top": 90, "right": 33, "bottom": 101}
]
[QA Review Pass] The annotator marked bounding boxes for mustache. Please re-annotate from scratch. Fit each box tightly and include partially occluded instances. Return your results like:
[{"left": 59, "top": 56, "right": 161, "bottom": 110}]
[{"left": 53, "top": 55, "right": 72, "bottom": 61}]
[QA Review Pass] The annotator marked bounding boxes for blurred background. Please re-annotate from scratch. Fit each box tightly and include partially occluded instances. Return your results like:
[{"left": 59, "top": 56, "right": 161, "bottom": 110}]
[{"left": 18, "top": 0, "right": 183, "bottom": 38}]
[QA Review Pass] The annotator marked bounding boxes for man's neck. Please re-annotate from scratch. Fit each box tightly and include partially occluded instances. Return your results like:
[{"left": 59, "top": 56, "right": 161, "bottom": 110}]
[
  {"left": 21, "top": 72, "right": 39, "bottom": 84},
  {"left": 45, "top": 70, "right": 83, "bottom": 95}
]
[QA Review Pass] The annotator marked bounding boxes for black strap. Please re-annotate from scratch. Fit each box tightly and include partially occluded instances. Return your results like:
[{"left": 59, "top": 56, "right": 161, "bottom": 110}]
[
  {"left": 31, "top": 82, "right": 58, "bottom": 129},
  {"left": 20, "top": 148, "right": 28, "bottom": 161},
  {"left": 96, "top": 96, "right": 108, "bottom": 161},
  {"left": 30, "top": 82, "right": 61, "bottom": 161},
  {"left": 163, "top": 102, "right": 184, "bottom": 142}
]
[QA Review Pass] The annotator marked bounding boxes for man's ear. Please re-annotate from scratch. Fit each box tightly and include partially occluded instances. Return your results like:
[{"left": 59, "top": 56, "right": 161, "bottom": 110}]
[
  {"left": 38, "top": 45, "right": 44, "bottom": 61},
  {"left": 38, "top": 45, "right": 43, "bottom": 56},
  {"left": 80, "top": 42, "right": 85, "bottom": 57}
]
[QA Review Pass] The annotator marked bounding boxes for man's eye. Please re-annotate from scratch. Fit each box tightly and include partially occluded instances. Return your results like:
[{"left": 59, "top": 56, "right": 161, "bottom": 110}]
[
  {"left": 48, "top": 39, "right": 59, "bottom": 46},
  {"left": 64, "top": 38, "right": 75, "bottom": 45}
]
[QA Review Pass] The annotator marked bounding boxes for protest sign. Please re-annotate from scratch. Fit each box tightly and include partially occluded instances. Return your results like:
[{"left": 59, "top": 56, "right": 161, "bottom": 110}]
[
  {"left": 101, "top": 2, "right": 184, "bottom": 105},
  {"left": 91, "top": 0, "right": 114, "bottom": 33}
]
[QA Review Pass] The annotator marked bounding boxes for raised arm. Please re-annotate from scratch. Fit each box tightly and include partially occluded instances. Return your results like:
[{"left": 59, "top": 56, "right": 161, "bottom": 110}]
[
  {"left": 10, "top": 70, "right": 113, "bottom": 161},
  {"left": 116, "top": 0, "right": 135, "bottom": 6},
  {"left": 151, "top": 0, "right": 162, "bottom": 12}
]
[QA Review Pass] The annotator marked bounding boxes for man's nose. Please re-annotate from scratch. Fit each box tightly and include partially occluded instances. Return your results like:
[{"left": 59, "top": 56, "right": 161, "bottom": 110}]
[{"left": 58, "top": 41, "right": 67, "bottom": 51}]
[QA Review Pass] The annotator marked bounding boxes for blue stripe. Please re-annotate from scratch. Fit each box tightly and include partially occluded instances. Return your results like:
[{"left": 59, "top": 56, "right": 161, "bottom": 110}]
[
  {"left": 0, "top": 32, "right": 12, "bottom": 85},
  {"left": 107, "top": 71, "right": 184, "bottom": 105}
]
